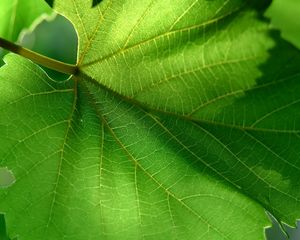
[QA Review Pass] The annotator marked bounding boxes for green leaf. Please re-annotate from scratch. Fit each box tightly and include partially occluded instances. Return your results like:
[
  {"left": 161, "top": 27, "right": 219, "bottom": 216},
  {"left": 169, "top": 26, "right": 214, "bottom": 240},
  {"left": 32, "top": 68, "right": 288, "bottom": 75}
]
[
  {"left": 0, "top": 0, "right": 51, "bottom": 62},
  {"left": 265, "top": 0, "right": 300, "bottom": 49},
  {"left": 0, "top": 0, "right": 51, "bottom": 42},
  {"left": 0, "top": 53, "right": 270, "bottom": 239},
  {"left": 1, "top": 0, "right": 300, "bottom": 239},
  {"left": 57, "top": 1, "right": 275, "bottom": 118}
]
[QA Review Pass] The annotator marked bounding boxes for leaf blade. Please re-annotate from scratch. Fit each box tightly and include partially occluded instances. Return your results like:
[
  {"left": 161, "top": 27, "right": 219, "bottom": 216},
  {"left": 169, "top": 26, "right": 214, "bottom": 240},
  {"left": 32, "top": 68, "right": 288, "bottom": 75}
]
[{"left": 1, "top": 0, "right": 300, "bottom": 239}]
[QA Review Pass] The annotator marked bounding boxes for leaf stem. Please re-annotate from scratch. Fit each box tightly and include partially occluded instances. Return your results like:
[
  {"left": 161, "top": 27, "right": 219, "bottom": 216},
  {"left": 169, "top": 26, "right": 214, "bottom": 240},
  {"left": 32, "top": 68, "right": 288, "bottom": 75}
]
[{"left": 0, "top": 37, "right": 79, "bottom": 75}]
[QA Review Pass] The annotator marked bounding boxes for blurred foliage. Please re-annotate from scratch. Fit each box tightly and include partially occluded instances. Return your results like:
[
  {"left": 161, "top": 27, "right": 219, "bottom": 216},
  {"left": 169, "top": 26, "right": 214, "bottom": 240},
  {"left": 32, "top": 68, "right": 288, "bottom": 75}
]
[
  {"left": 266, "top": 0, "right": 300, "bottom": 49},
  {"left": 266, "top": 219, "right": 300, "bottom": 240},
  {"left": 0, "top": 0, "right": 51, "bottom": 65}
]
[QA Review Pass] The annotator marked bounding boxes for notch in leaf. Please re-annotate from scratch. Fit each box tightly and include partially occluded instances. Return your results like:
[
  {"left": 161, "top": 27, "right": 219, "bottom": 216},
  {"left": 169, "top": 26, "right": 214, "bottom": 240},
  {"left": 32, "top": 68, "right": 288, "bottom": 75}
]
[
  {"left": 0, "top": 168, "right": 15, "bottom": 188},
  {"left": 44, "top": 0, "right": 54, "bottom": 7},
  {"left": 45, "top": 0, "right": 102, "bottom": 8},
  {"left": 92, "top": 0, "right": 103, "bottom": 7}
]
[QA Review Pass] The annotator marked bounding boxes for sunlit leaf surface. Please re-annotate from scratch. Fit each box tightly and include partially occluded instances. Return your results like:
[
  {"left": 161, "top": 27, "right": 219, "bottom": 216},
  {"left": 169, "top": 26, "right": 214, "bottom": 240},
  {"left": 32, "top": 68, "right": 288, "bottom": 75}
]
[{"left": 1, "top": 0, "right": 300, "bottom": 239}]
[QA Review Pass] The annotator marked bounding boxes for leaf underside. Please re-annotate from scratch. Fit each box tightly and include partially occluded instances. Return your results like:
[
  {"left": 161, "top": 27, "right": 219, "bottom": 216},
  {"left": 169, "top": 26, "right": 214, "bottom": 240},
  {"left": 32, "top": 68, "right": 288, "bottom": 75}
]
[{"left": 1, "top": 0, "right": 300, "bottom": 240}]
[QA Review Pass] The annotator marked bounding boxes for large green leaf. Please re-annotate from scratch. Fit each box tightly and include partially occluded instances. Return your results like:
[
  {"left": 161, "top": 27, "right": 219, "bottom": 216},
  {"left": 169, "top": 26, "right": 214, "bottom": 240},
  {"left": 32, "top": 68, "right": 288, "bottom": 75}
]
[
  {"left": 56, "top": 0, "right": 300, "bottom": 224},
  {"left": 1, "top": 0, "right": 300, "bottom": 239},
  {"left": 0, "top": 53, "right": 270, "bottom": 240}
]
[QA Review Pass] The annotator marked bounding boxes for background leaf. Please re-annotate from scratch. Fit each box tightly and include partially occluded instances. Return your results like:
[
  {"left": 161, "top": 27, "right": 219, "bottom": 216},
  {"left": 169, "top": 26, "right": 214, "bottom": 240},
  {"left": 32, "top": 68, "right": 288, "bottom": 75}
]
[
  {"left": 0, "top": 0, "right": 51, "bottom": 41},
  {"left": 266, "top": 0, "right": 300, "bottom": 49},
  {"left": 0, "top": 0, "right": 51, "bottom": 63}
]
